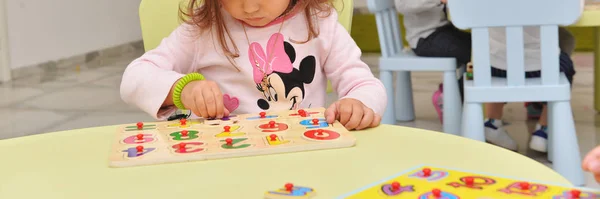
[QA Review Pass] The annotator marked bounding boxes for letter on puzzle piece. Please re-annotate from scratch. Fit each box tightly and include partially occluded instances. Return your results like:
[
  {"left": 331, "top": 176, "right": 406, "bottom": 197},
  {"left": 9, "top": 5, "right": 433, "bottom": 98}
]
[
  {"left": 381, "top": 184, "right": 415, "bottom": 196},
  {"left": 497, "top": 182, "right": 548, "bottom": 196},
  {"left": 264, "top": 186, "right": 315, "bottom": 199},
  {"left": 447, "top": 176, "right": 497, "bottom": 189},
  {"left": 408, "top": 169, "right": 449, "bottom": 182}
]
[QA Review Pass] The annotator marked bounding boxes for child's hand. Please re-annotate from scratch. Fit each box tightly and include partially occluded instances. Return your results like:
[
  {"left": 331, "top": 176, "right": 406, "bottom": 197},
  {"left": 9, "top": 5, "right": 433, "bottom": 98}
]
[
  {"left": 325, "top": 98, "right": 381, "bottom": 130},
  {"left": 180, "top": 80, "right": 230, "bottom": 119},
  {"left": 583, "top": 146, "right": 600, "bottom": 182}
]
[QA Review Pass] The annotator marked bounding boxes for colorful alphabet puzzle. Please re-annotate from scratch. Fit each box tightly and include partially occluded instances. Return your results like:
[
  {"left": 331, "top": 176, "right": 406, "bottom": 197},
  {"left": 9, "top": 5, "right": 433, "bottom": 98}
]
[
  {"left": 337, "top": 165, "right": 600, "bottom": 199},
  {"left": 108, "top": 107, "right": 356, "bottom": 167}
]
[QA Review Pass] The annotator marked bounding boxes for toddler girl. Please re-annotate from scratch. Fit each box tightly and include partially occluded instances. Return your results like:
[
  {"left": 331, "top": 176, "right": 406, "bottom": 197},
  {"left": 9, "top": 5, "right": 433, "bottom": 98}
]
[
  {"left": 395, "top": 0, "right": 471, "bottom": 123},
  {"left": 120, "top": 0, "right": 386, "bottom": 130}
]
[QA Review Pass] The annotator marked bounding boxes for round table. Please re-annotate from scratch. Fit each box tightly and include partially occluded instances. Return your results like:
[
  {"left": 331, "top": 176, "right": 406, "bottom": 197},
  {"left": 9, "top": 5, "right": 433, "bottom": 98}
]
[{"left": 0, "top": 124, "right": 570, "bottom": 198}]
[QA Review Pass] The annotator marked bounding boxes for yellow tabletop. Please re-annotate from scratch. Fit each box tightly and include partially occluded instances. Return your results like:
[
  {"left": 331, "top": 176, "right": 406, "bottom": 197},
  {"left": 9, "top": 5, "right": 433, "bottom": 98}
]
[{"left": 0, "top": 124, "right": 570, "bottom": 199}]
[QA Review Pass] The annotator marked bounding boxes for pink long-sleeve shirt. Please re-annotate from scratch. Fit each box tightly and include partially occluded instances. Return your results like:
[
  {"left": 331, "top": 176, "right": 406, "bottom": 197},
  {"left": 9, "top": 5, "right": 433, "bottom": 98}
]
[{"left": 120, "top": 8, "right": 387, "bottom": 120}]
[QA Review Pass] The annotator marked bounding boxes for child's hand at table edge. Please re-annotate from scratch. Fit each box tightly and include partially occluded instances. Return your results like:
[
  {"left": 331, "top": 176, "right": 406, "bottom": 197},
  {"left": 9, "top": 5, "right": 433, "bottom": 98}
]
[
  {"left": 583, "top": 146, "right": 600, "bottom": 182},
  {"left": 325, "top": 98, "right": 381, "bottom": 130},
  {"left": 180, "top": 80, "right": 230, "bottom": 119}
]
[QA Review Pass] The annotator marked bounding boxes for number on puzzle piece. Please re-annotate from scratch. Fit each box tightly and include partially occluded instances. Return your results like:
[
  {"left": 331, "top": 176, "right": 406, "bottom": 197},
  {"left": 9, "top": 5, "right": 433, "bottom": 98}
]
[
  {"left": 258, "top": 121, "right": 289, "bottom": 133},
  {"left": 215, "top": 125, "right": 246, "bottom": 138},
  {"left": 171, "top": 142, "right": 205, "bottom": 154},
  {"left": 122, "top": 133, "right": 155, "bottom": 144},
  {"left": 247, "top": 112, "right": 278, "bottom": 120},
  {"left": 124, "top": 122, "right": 156, "bottom": 132},
  {"left": 266, "top": 134, "right": 291, "bottom": 146},
  {"left": 299, "top": 118, "right": 329, "bottom": 129},
  {"left": 169, "top": 130, "right": 200, "bottom": 141},
  {"left": 122, "top": 146, "right": 155, "bottom": 158},
  {"left": 220, "top": 137, "right": 252, "bottom": 149},
  {"left": 302, "top": 129, "right": 341, "bottom": 141}
]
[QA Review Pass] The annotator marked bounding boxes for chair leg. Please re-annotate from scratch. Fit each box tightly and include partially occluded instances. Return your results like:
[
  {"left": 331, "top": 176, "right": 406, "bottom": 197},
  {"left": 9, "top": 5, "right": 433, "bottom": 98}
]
[
  {"left": 547, "top": 102, "right": 554, "bottom": 163},
  {"left": 394, "top": 71, "right": 415, "bottom": 121},
  {"left": 462, "top": 102, "right": 485, "bottom": 142},
  {"left": 380, "top": 70, "right": 396, "bottom": 124},
  {"left": 443, "top": 70, "right": 462, "bottom": 135},
  {"left": 549, "top": 101, "right": 585, "bottom": 186}
]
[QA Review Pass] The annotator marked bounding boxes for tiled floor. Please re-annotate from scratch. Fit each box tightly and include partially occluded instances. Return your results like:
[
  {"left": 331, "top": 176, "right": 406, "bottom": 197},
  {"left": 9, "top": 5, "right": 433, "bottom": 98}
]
[{"left": 1, "top": 47, "right": 600, "bottom": 188}]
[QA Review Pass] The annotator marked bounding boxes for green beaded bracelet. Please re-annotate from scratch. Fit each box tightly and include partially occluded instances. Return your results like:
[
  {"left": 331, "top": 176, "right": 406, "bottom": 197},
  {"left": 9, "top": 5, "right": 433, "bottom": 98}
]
[{"left": 173, "top": 73, "right": 205, "bottom": 110}]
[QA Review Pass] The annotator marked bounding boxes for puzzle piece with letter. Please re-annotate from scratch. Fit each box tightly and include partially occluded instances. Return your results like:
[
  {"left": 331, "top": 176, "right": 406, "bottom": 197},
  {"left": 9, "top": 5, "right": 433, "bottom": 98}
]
[{"left": 264, "top": 183, "right": 316, "bottom": 199}]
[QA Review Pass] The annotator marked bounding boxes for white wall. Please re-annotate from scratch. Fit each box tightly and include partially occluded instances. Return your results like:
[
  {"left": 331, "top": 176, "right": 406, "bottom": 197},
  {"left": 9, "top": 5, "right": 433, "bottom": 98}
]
[
  {"left": 6, "top": 0, "right": 142, "bottom": 69},
  {"left": 0, "top": 0, "right": 11, "bottom": 82}
]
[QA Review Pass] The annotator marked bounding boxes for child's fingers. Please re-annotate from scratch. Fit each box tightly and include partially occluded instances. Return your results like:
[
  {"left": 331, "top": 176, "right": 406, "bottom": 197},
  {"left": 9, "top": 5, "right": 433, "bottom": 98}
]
[
  {"left": 582, "top": 147, "right": 600, "bottom": 170},
  {"left": 338, "top": 102, "right": 353, "bottom": 126},
  {"left": 371, "top": 114, "right": 381, "bottom": 127},
  {"left": 224, "top": 107, "right": 230, "bottom": 117},
  {"left": 202, "top": 87, "right": 217, "bottom": 118},
  {"left": 325, "top": 102, "right": 338, "bottom": 124},
  {"left": 194, "top": 91, "right": 209, "bottom": 118},
  {"left": 345, "top": 103, "right": 364, "bottom": 130},
  {"left": 588, "top": 161, "right": 600, "bottom": 174},
  {"left": 355, "top": 107, "right": 374, "bottom": 130},
  {"left": 187, "top": 98, "right": 201, "bottom": 119},
  {"left": 211, "top": 85, "right": 225, "bottom": 118}
]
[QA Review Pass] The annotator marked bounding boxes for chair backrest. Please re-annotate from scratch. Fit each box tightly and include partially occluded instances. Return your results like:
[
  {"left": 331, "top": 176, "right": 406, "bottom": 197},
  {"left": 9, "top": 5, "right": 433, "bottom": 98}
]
[
  {"left": 139, "top": 0, "right": 354, "bottom": 52},
  {"left": 366, "top": 0, "right": 403, "bottom": 58},
  {"left": 446, "top": 0, "right": 583, "bottom": 87}
]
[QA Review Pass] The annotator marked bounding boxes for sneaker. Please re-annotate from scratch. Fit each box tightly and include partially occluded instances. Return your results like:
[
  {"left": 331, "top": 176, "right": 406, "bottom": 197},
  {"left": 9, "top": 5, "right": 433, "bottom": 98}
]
[
  {"left": 484, "top": 119, "right": 518, "bottom": 151},
  {"left": 529, "top": 123, "right": 548, "bottom": 153},
  {"left": 432, "top": 83, "right": 443, "bottom": 124}
]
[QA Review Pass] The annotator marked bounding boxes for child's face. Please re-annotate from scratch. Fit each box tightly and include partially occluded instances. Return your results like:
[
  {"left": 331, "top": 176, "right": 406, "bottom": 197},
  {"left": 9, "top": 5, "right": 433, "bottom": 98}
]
[{"left": 221, "top": 0, "right": 291, "bottom": 27}]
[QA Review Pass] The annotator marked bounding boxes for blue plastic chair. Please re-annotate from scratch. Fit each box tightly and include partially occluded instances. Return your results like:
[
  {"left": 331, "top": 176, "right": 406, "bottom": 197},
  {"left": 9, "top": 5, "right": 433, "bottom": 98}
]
[
  {"left": 447, "top": 0, "right": 584, "bottom": 185},
  {"left": 367, "top": 0, "right": 462, "bottom": 135}
]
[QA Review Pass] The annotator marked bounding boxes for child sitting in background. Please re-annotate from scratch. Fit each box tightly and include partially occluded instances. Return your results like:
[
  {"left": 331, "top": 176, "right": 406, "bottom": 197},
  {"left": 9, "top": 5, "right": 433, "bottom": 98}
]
[
  {"left": 120, "top": 0, "right": 386, "bottom": 130},
  {"left": 395, "top": 0, "right": 471, "bottom": 123},
  {"left": 483, "top": 27, "right": 577, "bottom": 152}
]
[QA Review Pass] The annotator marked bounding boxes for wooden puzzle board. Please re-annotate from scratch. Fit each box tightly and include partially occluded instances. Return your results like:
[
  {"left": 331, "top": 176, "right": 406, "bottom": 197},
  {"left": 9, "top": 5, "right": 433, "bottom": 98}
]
[
  {"left": 108, "top": 108, "right": 356, "bottom": 168},
  {"left": 337, "top": 165, "right": 600, "bottom": 199}
]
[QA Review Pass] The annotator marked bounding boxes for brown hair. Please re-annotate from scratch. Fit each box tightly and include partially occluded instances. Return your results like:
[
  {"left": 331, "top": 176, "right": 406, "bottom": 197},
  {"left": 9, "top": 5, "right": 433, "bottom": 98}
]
[{"left": 179, "top": 0, "right": 338, "bottom": 70}]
